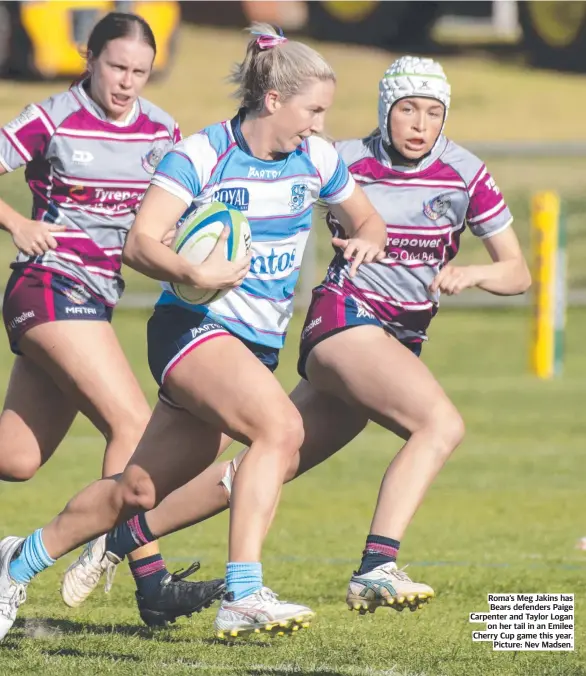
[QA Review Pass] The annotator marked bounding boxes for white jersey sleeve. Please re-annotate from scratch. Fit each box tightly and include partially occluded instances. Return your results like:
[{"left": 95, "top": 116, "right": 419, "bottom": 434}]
[
  {"left": 151, "top": 133, "right": 218, "bottom": 206},
  {"left": 307, "top": 136, "right": 355, "bottom": 204}
]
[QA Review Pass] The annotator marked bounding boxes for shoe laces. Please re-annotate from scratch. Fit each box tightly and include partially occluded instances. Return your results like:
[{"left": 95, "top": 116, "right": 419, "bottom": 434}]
[
  {"left": 168, "top": 561, "right": 201, "bottom": 585},
  {"left": 0, "top": 583, "right": 26, "bottom": 618},
  {"left": 78, "top": 541, "right": 117, "bottom": 593},
  {"left": 103, "top": 559, "right": 118, "bottom": 594},
  {"left": 78, "top": 542, "right": 94, "bottom": 567},
  {"left": 388, "top": 564, "right": 412, "bottom": 582},
  {"left": 257, "top": 587, "right": 281, "bottom": 604}
]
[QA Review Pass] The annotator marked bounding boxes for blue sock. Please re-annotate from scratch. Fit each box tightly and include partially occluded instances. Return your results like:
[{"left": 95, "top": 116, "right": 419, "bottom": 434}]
[
  {"left": 225, "top": 562, "right": 262, "bottom": 602},
  {"left": 357, "top": 535, "right": 400, "bottom": 575},
  {"left": 9, "top": 529, "right": 56, "bottom": 584},
  {"left": 106, "top": 513, "right": 156, "bottom": 560},
  {"left": 129, "top": 553, "right": 168, "bottom": 598}
]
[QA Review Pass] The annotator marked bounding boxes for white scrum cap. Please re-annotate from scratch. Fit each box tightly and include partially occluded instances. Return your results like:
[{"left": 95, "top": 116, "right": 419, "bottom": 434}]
[{"left": 378, "top": 55, "right": 451, "bottom": 145}]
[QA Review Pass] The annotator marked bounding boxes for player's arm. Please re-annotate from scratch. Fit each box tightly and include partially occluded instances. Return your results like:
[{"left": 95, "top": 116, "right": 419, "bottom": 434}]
[
  {"left": 328, "top": 185, "right": 386, "bottom": 277},
  {"left": 124, "top": 185, "right": 249, "bottom": 291},
  {"left": 430, "top": 226, "right": 530, "bottom": 296},
  {"left": 0, "top": 107, "right": 66, "bottom": 254},
  {"left": 0, "top": 164, "right": 24, "bottom": 232},
  {"left": 123, "top": 184, "right": 198, "bottom": 285},
  {"left": 314, "top": 137, "right": 386, "bottom": 276},
  {"left": 431, "top": 163, "right": 531, "bottom": 296},
  {"left": 476, "top": 227, "right": 531, "bottom": 295}
]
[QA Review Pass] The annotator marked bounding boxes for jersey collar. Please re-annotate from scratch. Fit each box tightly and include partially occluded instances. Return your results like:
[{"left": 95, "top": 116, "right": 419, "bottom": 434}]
[{"left": 74, "top": 79, "right": 139, "bottom": 127}]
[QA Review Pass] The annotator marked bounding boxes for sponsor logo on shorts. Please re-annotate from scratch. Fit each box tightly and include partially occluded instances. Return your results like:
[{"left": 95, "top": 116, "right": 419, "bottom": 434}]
[
  {"left": 8, "top": 310, "right": 35, "bottom": 330},
  {"left": 355, "top": 303, "right": 375, "bottom": 320},
  {"left": 190, "top": 322, "right": 225, "bottom": 340},
  {"left": 301, "top": 316, "right": 322, "bottom": 339},
  {"left": 423, "top": 194, "right": 451, "bottom": 221},
  {"left": 65, "top": 307, "right": 97, "bottom": 315},
  {"left": 62, "top": 284, "right": 91, "bottom": 306}
]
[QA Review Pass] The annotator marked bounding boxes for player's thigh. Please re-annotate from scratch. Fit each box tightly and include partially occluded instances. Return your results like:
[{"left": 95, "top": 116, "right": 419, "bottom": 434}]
[
  {"left": 123, "top": 400, "right": 224, "bottom": 506},
  {"left": 306, "top": 325, "right": 457, "bottom": 434},
  {"left": 0, "top": 356, "right": 77, "bottom": 478},
  {"left": 20, "top": 321, "right": 151, "bottom": 441},
  {"left": 164, "top": 335, "right": 303, "bottom": 449},
  {"left": 289, "top": 378, "right": 368, "bottom": 474}
]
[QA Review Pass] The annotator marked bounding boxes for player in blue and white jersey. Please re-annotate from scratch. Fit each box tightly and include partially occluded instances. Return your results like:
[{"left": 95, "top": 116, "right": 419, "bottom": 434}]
[
  {"left": 64, "top": 56, "right": 530, "bottom": 622},
  {"left": 0, "top": 24, "right": 386, "bottom": 640}
]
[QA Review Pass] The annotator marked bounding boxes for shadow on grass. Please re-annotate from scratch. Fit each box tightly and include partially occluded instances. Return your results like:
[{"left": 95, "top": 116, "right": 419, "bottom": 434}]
[{"left": 12, "top": 616, "right": 171, "bottom": 639}]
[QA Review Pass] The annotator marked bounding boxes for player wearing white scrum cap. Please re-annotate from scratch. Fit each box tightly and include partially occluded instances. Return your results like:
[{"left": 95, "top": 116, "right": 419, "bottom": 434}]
[{"left": 378, "top": 55, "right": 451, "bottom": 149}]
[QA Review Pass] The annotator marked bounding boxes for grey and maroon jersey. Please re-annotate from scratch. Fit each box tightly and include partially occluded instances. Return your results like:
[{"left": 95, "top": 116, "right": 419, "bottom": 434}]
[
  {"left": 0, "top": 81, "right": 180, "bottom": 305},
  {"left": 325, "top": 133, "right": 513, "bottom": 341}
]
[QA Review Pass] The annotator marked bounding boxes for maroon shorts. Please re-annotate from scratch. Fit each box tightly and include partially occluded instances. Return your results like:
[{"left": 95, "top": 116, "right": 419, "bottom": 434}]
[
  {"left": 298, "top": 285, "right": 422, "bottom": 379},
  {"left": 2, "top": 266, "right": 113, "bottom": 355}
]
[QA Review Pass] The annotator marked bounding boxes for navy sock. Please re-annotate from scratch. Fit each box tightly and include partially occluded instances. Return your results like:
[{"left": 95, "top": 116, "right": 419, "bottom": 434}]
[
  {"left": 357, "top": 534, "right": 400, "bottom": 575},
  {"left": 129, "top": 553, "right": 167, "bottom": 598},
  {"left": 106, "top": 513, "right": 157, "bottom": 560}
]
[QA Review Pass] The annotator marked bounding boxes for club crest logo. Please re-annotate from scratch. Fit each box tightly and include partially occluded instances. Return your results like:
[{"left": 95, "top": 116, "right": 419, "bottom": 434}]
[
  {"left": 289, "top": 183, "right": 308, "bottom": 213},
  {"left": 142, "top": 145, "right": 166, "bottom": 174},
  {"left": 423, "top": 194, "right": 451, "bottom": 221},
  {"left": 62, "top": 284, "right": 91, "bottom": 305}
]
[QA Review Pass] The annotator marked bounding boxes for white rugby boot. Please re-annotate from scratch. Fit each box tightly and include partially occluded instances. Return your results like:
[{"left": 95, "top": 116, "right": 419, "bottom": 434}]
[
  {"left": 0, "top": 536, "right": 27, "bottom": 641},
  {"left": 61, "top": 534, "right": 121, "bottom": 608},
  {"left": 214, "top": 586, "right": 314, "bottom": 639},
  {"left": 347, "top": 562, "right": 434, "bottom": 614}
]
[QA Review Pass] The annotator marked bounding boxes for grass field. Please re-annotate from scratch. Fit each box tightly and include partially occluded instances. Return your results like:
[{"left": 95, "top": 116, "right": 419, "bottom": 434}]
[
  {"left": 0, "top": 22, "right": 585, "bottom": 676},
  {"left": 0, "top": 307, "right": 585, "bottom": 676}
]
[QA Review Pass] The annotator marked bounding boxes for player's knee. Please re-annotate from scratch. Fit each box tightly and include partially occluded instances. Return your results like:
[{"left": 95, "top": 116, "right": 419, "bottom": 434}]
[
  {"left": 101, "top": 406, "right": 150, "bottom": 447},
  {"left": 259, "top": 407, "right": 305, "bottom": 457},
  {"left": 426, "top": 402, "right": 465, "bottom": 456},
  {"left": 0, "top": 453, "right": 41, "bottom": 482},
  {"left": 118, "top": 467, "right": 157, "bottom": 512}
]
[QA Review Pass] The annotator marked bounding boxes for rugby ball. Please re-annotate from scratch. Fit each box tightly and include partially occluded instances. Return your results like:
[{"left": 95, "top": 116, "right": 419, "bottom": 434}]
[{"left": 171, "top": 202, "right": 252, "bottom": 305}]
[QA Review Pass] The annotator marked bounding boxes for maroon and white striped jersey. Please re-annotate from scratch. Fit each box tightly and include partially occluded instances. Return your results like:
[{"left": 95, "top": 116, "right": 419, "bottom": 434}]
[
  {"left": 325, "top": 133, "right": 512, "bottom": 341},
  {"left": 0, "top": 80, "right": 180, "bottom": 305}
]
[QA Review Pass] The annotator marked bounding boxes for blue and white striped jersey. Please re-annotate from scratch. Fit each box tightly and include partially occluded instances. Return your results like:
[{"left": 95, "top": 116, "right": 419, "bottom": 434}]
[{"left": 152, "top": 110, "right": 355, "bottom": 348}]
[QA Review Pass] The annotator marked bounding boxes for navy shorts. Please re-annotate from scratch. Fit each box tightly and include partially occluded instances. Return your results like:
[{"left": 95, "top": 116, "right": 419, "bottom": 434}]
[
  {"left": 148, "top": 304, "right": 280, "bottom": 406},
  {"left": 2, "top": 266, "right": 113, "bottom": 355},
  {"left": 298, "top": 285, "right": 422, "bottom": 379}
]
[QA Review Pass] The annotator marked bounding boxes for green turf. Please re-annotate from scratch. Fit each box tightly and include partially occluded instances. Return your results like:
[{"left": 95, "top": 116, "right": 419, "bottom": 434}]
[{"left": 0, "top": 306, "right": 584, "bottom": 675}]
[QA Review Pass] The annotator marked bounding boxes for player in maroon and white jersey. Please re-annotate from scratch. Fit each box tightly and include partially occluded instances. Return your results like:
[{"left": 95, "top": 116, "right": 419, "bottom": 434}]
[{"left": 0, "top": 12, "right": 223, "bottom": 627}]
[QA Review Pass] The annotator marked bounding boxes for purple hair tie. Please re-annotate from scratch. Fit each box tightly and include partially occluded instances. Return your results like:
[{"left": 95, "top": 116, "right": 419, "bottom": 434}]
[{"left": 253, "top": 32, "right": 287, "bottom": 50}]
